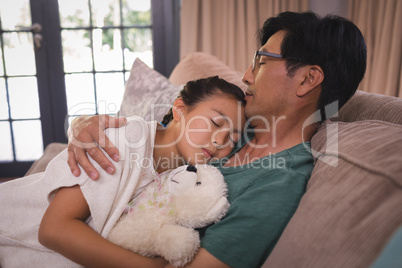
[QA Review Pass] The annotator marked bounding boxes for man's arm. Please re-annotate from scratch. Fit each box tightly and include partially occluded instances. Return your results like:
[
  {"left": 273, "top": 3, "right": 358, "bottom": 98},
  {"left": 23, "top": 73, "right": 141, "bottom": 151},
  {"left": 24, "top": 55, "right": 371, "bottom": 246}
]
[
  {"left": 39, "top": 185, "right": 167, "bottom": 268},
  {"left": 67, "top": 115, "right": 127, "bottom": 180}
]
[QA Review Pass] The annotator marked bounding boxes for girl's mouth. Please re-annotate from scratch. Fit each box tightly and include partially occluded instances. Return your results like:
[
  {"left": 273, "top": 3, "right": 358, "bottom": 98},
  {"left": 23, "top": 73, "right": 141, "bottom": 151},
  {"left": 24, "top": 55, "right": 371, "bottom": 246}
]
[{"left": 202, "top": 148, "right": 213, "bottom": 159}]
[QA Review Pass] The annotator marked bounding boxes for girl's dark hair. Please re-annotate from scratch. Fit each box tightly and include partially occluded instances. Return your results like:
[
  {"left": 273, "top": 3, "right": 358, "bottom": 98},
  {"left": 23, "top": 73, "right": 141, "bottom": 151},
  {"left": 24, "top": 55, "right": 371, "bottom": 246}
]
[
  {"left": 161, "top": 76, "right": 245, "bottom": 126},
  {"left": 258, "top": 11, "right": 367, "bottom": 120}
]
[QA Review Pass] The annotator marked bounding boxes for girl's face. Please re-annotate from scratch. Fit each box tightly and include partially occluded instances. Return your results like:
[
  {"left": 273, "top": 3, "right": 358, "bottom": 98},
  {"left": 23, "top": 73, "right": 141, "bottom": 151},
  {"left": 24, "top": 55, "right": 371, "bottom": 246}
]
[{"left": 174, "top": 94, "right": 246, "bottom": 165}]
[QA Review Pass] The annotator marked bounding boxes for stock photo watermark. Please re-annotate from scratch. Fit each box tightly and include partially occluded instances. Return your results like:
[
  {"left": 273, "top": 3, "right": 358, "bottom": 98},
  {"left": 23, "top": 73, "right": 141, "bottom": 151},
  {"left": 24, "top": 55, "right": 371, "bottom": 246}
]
[{"left": 65, "top": 100, "right": 341, "bottom": 168}]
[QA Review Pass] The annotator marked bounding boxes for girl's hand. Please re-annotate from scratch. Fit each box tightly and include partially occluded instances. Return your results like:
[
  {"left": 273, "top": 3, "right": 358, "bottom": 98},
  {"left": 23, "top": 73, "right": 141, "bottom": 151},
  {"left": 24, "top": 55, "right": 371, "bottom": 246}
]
[
  {"left": 67, "top": 115, "right": 127, "bottom": 180},
  {"left": 38, "top": 185, "right": 168, "bottom": 268}
]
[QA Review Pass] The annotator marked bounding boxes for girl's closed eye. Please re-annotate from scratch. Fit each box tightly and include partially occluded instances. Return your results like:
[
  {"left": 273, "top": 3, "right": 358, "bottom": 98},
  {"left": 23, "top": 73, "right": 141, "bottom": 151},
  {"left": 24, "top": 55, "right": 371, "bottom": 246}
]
[
  {"left": 160, "top": 76, "right": 246, "bottom": 166},
  {"left": 210, "top": 118, "right": 221, "bottom": 128}
]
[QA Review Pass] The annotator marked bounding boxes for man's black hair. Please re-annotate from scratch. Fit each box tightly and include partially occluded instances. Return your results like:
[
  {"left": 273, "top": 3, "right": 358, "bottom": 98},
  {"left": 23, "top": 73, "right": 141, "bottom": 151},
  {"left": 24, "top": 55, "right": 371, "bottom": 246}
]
[{"left": 258, "top": 11, "right": 367, "bottom": 120}]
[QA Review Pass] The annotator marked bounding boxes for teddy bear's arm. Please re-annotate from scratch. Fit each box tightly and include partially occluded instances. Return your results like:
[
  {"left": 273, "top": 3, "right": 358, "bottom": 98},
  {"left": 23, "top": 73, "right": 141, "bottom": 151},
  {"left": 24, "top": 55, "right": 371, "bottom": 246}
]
[{"left": 154, "top": 224, "right": 200, "bottom": 267}]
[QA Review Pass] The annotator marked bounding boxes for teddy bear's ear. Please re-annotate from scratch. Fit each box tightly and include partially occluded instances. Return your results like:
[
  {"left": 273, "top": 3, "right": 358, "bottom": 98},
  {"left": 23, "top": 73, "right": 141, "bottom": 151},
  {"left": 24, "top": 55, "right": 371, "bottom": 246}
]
[
  {"left": 186, "top": 165, "right": 197, "bottom": 172},
  {"left": 206, "top": 196, "right": 230, "bottom": 222}
]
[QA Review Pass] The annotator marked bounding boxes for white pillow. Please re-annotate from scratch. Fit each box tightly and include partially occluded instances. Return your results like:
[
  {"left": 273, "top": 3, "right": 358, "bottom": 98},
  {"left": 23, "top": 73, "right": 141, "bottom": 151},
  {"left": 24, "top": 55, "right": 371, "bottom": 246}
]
[{"left": 118, "top": 58, "right": 181, "bottom": 122}]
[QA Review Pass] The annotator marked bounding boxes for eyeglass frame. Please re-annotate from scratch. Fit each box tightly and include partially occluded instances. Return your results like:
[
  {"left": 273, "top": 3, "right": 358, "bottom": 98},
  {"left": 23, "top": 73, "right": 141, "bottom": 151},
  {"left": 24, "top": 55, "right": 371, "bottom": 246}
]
[{"left": 252, "top": 51, "right": 303, "bottom": 71}]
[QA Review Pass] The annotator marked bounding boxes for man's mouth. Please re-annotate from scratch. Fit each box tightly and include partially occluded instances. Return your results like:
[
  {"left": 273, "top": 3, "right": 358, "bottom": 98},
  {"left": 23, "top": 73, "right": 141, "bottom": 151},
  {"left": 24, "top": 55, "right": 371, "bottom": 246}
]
[{"left": 245, "top": 91, "right": 253, "bottom": 98}]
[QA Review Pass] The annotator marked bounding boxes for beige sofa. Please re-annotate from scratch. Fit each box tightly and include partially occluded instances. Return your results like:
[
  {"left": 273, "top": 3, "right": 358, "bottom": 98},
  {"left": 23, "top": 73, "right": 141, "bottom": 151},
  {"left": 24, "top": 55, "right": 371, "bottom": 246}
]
[{"left": 26, "top": 52, "right": 402, "bottom": 267}]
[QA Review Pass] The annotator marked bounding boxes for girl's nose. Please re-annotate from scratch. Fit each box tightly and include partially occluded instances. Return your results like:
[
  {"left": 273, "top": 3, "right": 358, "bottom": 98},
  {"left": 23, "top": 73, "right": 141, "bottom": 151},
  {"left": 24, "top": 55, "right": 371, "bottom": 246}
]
[{"left": 213, "top": 131, "right": 230, "bottom": 149}]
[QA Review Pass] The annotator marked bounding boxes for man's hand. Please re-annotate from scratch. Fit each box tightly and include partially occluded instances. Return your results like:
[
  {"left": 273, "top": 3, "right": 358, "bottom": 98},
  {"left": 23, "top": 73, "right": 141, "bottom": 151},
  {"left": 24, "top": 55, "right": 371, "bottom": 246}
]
[{"left": 67, "top": 115, "right": 127, "bottom": 180}]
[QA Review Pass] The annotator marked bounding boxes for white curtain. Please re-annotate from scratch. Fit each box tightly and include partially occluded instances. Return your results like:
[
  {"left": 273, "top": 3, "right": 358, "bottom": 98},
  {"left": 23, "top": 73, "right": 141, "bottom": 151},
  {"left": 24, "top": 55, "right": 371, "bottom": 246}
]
[
  {"left": 180, "top": 0, "right": 309, "bottom": 73},
  {"left": 349, "top": 0, "right": 402, "bottom": 97}
]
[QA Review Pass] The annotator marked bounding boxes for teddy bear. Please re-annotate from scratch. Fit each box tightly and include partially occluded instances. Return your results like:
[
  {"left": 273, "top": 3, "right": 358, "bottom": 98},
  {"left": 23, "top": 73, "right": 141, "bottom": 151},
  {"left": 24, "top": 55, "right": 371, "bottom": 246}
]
[{"left": 108, "top": 164, "right": 230, "bottom": 267}]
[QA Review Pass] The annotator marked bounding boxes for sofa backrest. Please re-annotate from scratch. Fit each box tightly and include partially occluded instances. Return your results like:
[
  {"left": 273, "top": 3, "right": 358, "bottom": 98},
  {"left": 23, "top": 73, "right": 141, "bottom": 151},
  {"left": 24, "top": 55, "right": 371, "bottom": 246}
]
[
  {"left": 169, "top": 52, "right": 246, "bottom": 92},
  {"left": 337, "top": 90, "right": 402, "bottom": 124}
]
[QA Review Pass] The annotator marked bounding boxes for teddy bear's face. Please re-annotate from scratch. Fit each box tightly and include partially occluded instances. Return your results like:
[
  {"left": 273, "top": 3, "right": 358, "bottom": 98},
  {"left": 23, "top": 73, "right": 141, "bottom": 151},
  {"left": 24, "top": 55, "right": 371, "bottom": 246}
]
[
  {"left": 166, "top": 165, "right": 230, "bottom": 228},
  {"left": 168, "top": 166, "right": 199, "bottom": 196}
]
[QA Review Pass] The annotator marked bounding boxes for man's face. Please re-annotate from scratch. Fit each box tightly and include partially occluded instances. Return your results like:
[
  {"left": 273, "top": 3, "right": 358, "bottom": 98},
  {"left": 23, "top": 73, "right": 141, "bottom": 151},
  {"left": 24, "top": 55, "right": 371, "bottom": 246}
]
[{"left": 242, "top": 30, "right": 298, "bottom": 122}]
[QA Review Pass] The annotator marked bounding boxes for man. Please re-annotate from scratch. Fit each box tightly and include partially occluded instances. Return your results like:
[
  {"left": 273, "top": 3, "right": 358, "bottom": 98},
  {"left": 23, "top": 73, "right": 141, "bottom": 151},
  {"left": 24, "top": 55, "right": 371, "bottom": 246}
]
[{"left": 66, "top": 12, "right": 366, "bottom": 267}]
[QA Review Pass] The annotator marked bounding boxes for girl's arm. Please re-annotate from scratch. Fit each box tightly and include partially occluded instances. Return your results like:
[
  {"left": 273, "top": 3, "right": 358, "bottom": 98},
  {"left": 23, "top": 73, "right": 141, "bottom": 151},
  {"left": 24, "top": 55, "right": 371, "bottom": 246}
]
[{"left": 38, "top": 185, "right": 167, "bottom": 268}]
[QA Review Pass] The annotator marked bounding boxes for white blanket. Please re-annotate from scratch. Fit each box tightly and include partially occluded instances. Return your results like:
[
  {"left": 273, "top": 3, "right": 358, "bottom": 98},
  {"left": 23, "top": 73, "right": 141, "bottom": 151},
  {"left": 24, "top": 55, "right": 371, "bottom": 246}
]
[{"left": 0, "top": 116, "right": 157, "bottom": 267}]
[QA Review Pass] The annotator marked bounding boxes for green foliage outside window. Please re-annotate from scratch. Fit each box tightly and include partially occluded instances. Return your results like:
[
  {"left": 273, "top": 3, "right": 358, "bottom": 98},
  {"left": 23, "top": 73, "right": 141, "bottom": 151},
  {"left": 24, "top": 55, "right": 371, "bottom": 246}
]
[{"left": 63, "top": 0, "right": 152, "bottom": 52}]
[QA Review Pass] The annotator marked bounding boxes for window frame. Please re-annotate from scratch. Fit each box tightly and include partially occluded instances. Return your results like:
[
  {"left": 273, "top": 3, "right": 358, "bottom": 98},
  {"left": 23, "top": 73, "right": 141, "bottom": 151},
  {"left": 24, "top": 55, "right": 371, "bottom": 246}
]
[{"left": 0, "top": 0, "right": 180, "bottom": 178}]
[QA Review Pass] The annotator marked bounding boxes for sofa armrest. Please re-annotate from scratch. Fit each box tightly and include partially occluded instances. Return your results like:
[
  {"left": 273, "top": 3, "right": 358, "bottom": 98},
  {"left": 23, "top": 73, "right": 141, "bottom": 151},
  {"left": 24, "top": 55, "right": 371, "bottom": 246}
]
[{"left": 25, "top": 142, "right": 67, "bottom": 176}]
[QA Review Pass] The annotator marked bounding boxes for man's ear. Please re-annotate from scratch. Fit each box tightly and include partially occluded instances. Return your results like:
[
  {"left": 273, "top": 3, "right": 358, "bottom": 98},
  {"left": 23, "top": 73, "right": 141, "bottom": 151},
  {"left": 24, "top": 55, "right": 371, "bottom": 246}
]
[
  {"left": 297, "top": 65, "right": 324, "bottom": 97},
  {"left": 172, "top": 98, "right": 186, "bottom": 121}
]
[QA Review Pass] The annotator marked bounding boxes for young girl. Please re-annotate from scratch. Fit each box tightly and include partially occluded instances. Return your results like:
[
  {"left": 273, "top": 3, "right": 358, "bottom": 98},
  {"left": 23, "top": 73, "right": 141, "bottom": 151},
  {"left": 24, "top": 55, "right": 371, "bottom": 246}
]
[{"left": 0, "top": 76, "right": 246, "bottom": 268}]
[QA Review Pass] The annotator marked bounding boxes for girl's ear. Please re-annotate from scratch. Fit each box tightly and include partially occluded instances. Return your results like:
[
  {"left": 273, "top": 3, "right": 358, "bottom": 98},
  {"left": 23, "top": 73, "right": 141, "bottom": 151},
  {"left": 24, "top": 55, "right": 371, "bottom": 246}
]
[
  {"left": 172, "top": 98, "right": 186, "bottom": 121},
  {"left": 297, "top": 65, "right": 324, "bottom": 97}
]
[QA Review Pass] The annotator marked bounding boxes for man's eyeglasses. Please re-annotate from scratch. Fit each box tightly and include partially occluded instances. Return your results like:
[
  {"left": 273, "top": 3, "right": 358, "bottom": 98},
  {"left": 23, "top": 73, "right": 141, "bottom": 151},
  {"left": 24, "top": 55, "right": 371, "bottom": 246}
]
[{"left": 252, "top": 51, "right": 302, "bottom": 71}]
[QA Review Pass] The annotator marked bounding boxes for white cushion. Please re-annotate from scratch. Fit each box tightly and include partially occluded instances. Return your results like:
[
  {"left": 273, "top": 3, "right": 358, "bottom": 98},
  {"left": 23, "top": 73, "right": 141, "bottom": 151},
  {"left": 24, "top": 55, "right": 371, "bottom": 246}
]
[{"left": 118, "top": 58, "right": 181, "bottom": 122}]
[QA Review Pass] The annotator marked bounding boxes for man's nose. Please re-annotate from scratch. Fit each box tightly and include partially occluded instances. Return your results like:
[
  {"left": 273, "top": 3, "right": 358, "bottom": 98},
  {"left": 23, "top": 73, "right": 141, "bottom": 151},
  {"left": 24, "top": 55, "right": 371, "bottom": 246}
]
[{"left": 242, "top": 65, "right": 254, "bottom": 86}]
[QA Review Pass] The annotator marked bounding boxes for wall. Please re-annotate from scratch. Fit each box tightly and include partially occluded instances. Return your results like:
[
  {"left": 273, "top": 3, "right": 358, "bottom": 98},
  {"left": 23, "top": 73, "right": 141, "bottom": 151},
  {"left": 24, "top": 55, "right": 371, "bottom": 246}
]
[{"left": 309, "top": 0, "right": 349, "bottom": 17}]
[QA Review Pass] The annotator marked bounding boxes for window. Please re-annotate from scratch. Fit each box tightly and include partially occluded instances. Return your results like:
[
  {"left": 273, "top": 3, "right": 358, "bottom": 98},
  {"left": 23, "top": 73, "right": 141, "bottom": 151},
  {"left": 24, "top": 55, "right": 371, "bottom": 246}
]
[
  {"left": 0, "top": 0, "right": 180, "bottom": 177},
  {"left": 59, "top": 0, "right": 154, "bottom": 122}
]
